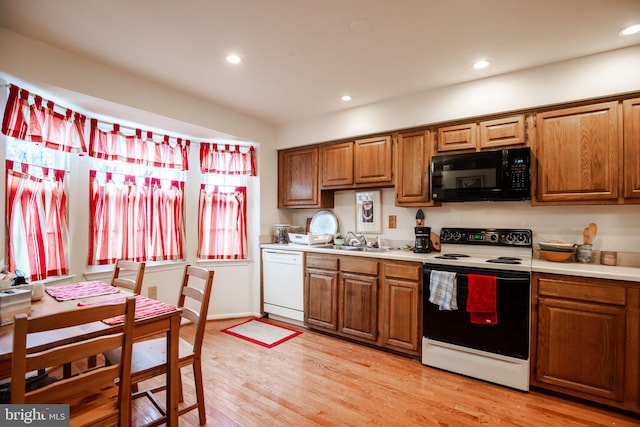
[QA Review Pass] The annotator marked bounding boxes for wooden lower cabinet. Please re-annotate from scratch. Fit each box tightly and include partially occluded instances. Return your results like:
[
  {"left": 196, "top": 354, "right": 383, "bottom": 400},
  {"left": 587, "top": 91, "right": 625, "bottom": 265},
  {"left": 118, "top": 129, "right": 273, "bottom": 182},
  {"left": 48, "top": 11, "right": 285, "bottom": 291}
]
[
  {"left": 381, "top": 261, "right": 422, "bottom": 355},
  {"left": 304, "top": 254, "right": 422, "bottom": 357},
  {"left": 339, "top": 272, "right": 378, "bottom": 342},
  {"left": 337, "top": 256, "right": 379, "bottom": 344},
  {"left": 305, "top": 254, "right": 339, "bottom": 330},
  {"left": 531, "top": 273, "right": 640, "bottom": 413}
]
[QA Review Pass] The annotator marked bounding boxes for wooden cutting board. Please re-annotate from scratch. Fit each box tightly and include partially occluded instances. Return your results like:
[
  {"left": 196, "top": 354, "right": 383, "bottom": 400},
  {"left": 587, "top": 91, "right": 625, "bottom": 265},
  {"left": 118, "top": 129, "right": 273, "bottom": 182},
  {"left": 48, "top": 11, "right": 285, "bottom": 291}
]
[{"left": 430, "top": 232, "right": 441, "bottom": 252}]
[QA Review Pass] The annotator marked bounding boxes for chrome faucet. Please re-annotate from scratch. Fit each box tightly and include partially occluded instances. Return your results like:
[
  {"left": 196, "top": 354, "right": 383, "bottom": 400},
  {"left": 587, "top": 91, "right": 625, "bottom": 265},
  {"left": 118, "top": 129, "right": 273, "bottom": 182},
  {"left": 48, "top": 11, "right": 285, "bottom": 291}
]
[{"left": 345, "top": 231, "right": 367, "bottom": 247}]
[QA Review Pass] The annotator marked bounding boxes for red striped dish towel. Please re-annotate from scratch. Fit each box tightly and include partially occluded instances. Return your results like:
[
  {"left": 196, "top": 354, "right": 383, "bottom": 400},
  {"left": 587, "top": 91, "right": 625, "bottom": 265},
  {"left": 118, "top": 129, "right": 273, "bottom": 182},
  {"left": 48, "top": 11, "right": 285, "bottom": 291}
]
[
  {"left": 45, "top": 281, "right": 120, "bottom": 301},
  {"left": 101, "top": 295, "right": 177, "bottom": 325}
]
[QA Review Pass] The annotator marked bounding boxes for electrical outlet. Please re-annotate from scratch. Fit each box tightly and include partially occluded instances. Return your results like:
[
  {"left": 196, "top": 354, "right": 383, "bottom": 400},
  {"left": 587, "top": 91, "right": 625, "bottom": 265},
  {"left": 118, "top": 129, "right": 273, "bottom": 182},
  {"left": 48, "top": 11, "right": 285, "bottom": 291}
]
[
  {"left": 389, "top": 215, "right": 397, "bottom": 229},
  {"left": 148, "top": 285, "right": 158, "bottom": 300}
]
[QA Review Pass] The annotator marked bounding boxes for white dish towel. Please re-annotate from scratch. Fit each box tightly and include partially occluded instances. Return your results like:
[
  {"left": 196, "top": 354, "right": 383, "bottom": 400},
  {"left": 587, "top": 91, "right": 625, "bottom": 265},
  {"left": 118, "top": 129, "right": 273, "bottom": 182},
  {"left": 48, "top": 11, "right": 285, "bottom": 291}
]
[{"left": 429, "top": 270, "right": 458, "bottom": 311}]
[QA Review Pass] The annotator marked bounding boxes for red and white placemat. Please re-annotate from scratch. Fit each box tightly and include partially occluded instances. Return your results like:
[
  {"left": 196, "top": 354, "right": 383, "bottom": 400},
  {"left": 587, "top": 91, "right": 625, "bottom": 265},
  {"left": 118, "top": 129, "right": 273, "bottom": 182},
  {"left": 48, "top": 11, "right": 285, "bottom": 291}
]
[
  {"left": 101, "top": 295, "right": 177, "bottom": 325},
  {"left": 45, "top": 281, "right": 120, "bottom": 301}
]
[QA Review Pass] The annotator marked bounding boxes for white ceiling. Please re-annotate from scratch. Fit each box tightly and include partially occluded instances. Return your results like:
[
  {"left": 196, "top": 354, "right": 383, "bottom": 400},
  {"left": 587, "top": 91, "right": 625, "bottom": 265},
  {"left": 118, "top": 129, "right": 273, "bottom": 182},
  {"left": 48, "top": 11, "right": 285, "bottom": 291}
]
[{"left": 1, "top": 0, "right": 639, "bottom": 126}]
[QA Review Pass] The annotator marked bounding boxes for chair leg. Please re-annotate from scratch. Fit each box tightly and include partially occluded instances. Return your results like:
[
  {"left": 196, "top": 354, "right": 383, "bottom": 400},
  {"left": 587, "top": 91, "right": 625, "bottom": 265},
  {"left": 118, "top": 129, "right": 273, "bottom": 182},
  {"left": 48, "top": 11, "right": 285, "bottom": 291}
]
[
  {"left": 178, "top": 369, "right": 184, "bottom": 403},
  {"left": 87, "top": 355, "right": 97, "bottom": 369},
  {"left": 193, "top": 360, "right": 206, "bottom": 425}
]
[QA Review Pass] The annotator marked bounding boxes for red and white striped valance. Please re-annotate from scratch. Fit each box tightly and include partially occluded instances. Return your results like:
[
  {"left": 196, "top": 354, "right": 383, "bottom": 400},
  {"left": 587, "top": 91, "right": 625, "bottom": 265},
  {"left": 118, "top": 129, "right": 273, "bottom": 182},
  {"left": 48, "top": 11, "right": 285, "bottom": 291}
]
[
  {"left": 2, "top": 84, "right": 87, "bottom": 153},
  {"left": 89, "top": 119, "right": 190, "bottom": 170},
  {"left": 200, "top": 143, "right": 256, "bottom": 176}
]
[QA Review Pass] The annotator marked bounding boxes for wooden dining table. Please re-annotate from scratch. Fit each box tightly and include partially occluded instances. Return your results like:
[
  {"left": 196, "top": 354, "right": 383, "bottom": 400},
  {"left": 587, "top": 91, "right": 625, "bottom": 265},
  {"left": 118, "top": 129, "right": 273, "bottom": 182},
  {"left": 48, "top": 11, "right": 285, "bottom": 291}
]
[{"left": 0, "top": 284, "right": 182, "bottom": 426}]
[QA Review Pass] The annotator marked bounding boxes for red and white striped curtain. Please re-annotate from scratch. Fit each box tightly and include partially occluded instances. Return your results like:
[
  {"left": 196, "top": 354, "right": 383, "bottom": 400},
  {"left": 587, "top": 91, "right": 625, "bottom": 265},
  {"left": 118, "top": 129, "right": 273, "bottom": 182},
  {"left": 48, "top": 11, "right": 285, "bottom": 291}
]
[
  {"left": 198, "top": 143, "right": 254, "bottom": 260},
  {"left": 200, "top": 143, "right": 256, "bottom": 175},
  {"left": 197, "top": 186, "right": 247, "bottom": 259},
  {"left": 2, "top": 84, "right": 87, "bottom": 153},
  {"left": 90, "top": 119, "right": 189, "bottom": 170},
  {"left": 5, "top": 161, "right": 69, "bottom": 280},
  {"left": 88, "top": 171, "right": 184, "bottom": 265}
]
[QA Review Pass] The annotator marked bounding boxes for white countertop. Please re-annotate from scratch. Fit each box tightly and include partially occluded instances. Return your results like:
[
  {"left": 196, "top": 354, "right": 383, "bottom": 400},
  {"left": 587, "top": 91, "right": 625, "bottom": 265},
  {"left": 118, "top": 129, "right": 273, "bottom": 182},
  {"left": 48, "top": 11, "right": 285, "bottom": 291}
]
[
  {"left": 532, "top": 258, "right": 640, "bottom": 282},
  {"left": 261, "top": 243, "right": 640, "bottom": 283}
]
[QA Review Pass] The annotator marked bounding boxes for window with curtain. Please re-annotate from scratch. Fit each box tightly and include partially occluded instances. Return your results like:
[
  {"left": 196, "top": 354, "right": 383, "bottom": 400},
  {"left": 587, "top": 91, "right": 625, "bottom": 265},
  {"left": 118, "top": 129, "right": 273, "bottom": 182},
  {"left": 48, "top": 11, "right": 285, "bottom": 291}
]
[
  {"left": 87, "top": 119, "right": 188, "bottom": 265},
  {"left": 198, "top": 143, "right": 256, "bottom": 260},
  {"left": 2, "top": 84, "right": 81, "bottom": 281}
]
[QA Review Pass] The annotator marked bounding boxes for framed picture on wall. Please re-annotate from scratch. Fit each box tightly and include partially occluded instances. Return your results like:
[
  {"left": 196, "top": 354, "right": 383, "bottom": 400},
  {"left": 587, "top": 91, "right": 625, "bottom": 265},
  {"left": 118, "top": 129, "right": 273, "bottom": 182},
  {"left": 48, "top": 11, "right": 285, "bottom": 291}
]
[{"left": 355, "top": 190, "right": 382, "bottom": 234}]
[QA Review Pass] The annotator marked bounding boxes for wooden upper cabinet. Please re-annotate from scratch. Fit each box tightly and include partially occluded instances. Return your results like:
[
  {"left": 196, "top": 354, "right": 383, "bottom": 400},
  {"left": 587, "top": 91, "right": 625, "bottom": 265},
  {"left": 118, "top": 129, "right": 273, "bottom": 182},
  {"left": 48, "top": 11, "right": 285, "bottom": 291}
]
[
  {"left": 320, "top": 135, "right": 393, "bottom": 189},
  {"left": 395, "top": 130, "right": 432, "bottom": 206},
  {"left": 437, "top": 123, "right": 476, "bottom": 152},
  {"left": 479, "top": 115, "right": 526, "bottom": 149},
  {"left": 354, "top": 136, "right": 393, "bottom": 185},
  {"left": 321, "top": 142, "right": 354, "bottom": 187},
  {"left": 534, "top": 102, "right": 620, "bottom": 204},
  {"left": 623, "top": 97, "right": 640, "bottom": 200},
  {"left": 437, "top": 114, "right": 527, "bottom": 153},
  {"left": 278, "top": 146, "right": 334, "bottom": 208}
]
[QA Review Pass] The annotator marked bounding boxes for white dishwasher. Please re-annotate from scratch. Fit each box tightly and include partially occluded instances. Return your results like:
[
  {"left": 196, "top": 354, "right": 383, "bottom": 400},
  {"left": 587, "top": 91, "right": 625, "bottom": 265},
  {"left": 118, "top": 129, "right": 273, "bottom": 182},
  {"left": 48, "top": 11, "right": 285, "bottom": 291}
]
[{"left": 262, "top": 249, "right": 304, "bottom": 323}]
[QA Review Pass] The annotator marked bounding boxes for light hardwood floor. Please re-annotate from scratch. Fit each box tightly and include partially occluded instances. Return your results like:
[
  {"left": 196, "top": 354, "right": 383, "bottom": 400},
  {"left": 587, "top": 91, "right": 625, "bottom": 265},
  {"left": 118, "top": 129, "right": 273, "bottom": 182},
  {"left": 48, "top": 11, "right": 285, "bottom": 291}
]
[{"left": 134, "top": 317, "right": 640, "bottom": 426}]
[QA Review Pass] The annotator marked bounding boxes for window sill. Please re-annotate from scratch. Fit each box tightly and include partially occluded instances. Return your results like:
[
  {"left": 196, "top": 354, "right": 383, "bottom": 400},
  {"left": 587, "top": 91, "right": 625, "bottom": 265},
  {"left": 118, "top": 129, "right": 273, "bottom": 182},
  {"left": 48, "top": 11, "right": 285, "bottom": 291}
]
[
  {"left": 196, "top": 259, "right": 252, "bottom": 268},
  {"left": 83, "top": 260, "right": 189, "bottom": 281},
  {"left": 32, "top": 275, "right": 78, "bottom": 286}
]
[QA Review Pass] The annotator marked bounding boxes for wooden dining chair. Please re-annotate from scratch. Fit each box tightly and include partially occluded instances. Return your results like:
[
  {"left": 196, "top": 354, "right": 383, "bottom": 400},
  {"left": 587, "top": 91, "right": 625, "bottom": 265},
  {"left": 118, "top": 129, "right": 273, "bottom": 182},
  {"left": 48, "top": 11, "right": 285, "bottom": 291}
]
[
  {"left": 105, "top": 265, "right": 214, "bottom": 426},
  {"left": 11, "top": 296, "right": 136, "bottom": 427},
  {"left": 80, "top": 259, "right": 145, "bottom": 375},
  {"left": 111, "top": 259, "right": 146, "bottom": 295}
]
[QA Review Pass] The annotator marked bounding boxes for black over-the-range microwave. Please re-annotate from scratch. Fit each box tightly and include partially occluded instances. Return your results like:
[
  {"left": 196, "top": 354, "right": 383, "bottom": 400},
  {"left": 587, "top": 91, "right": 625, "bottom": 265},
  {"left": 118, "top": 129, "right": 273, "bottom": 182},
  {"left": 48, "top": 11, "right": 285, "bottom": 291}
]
[{"left": 431, "top": 147, "right": 531, "bottom": 202}]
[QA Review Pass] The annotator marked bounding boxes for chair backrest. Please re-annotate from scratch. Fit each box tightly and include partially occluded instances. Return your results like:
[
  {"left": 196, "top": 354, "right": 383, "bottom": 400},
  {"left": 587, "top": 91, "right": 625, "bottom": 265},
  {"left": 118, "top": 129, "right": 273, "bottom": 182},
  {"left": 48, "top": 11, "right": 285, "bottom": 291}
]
[
  {"left": 111, "top": 259, "right": 145, "bottom": 295},
  {"left": 178, "top": 265, "right": 215, "bottom": 356},
  {"left": 11, "top": 296, "right": 136, "bottom": 426}
]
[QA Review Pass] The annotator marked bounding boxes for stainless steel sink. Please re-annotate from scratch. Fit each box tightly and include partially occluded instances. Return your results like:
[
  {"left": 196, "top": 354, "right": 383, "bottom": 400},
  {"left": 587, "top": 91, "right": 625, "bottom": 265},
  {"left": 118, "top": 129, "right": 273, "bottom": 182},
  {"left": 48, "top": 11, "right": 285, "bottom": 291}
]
[
  {"left": 362, "top": 247, "right": 390, "bottom": 253},
  {"left": 331, "top": 245, "right": 390, "bottom": 253}
]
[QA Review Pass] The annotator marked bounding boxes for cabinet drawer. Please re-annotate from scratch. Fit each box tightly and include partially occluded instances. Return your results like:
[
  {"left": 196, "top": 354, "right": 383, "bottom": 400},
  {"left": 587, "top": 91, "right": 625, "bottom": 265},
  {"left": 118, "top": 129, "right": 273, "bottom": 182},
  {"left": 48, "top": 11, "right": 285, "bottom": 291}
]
[
  {"left": 538, "top": 276, "right": 626, "bottom": 306},
  {"left": 384, "top": 262, "right": 422, "bottom": 281},
  {"left": 306, "top": 254, "right": 339, "bottom": 270},
  {"left": 340, "top": 257, "right": 379, "bottom": 275}
]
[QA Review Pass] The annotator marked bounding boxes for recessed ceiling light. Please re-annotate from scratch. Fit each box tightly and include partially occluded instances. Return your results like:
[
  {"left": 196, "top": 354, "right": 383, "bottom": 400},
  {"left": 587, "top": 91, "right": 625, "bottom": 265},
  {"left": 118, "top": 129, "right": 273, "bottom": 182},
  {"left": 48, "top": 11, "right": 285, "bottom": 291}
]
[
  {"left": 226, "top": 54, "right": 242, "bottom": 64},
  {"left": 473, "top": 59, "right": 491, "bottom": 69},
  {"left": 619, "top": 23, "right": 640, "bottom": 36},
  {"left": 341, "top": 95, "right": 352, "bottom": 102}
]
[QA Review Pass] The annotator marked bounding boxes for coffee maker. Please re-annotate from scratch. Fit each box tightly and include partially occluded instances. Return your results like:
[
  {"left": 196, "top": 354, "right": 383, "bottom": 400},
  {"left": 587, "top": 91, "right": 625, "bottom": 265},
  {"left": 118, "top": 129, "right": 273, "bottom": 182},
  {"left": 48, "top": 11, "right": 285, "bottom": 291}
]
[{"left": 413, "top": 226, "right": 431, "bottom": 253}]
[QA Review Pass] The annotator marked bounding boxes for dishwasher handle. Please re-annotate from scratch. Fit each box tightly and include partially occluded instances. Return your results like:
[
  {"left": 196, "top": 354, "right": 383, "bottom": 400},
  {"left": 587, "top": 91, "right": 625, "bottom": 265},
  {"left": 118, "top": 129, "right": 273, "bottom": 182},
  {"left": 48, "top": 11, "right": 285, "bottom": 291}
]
[{"left": 262, "top": 250, "right": 304, "bottom": 265}]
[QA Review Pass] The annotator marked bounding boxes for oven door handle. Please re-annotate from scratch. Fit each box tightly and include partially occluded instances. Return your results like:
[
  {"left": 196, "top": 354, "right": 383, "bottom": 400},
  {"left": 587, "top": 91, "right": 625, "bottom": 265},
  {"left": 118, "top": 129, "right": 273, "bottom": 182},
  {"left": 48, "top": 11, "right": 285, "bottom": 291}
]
[{"left": 424, "top": 269, "right": 530, "bottom": 282}]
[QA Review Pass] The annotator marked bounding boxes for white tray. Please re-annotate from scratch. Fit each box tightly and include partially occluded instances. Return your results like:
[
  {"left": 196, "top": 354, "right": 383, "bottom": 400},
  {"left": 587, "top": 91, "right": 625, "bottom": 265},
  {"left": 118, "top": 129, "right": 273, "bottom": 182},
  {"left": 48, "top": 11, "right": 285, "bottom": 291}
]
[{"left": 288, "top": 233, "right": 333, "bottom": 245}]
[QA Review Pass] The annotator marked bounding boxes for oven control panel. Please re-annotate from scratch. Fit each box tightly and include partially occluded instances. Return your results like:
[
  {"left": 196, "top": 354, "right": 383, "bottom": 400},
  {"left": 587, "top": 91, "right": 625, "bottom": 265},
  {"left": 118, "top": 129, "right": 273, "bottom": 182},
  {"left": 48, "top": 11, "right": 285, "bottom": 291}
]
[{"left": 440, "top": 228, "right": 532, "bottom": 247}]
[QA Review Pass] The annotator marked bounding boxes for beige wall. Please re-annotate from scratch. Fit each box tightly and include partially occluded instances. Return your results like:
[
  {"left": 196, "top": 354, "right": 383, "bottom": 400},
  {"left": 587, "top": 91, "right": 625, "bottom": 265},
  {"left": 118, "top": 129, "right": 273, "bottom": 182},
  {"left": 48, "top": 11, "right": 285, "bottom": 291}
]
[{"left": 276, "top": 45, "right": 640, "bottom": 148}]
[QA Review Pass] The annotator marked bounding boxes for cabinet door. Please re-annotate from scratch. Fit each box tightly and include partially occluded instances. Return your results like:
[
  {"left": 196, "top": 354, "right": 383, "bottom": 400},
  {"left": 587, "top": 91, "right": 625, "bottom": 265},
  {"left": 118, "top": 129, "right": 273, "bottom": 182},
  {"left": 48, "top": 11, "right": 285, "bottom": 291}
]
[
  {"left": 395, "top": 130, "right": 432, "bottom": 206},
  {"left": 623, "top": 97, "right": 640, "bottom": 200},
  {"left": 534, "top": 102, "right": 620, "bottom": 203},
  {"left": 339, "top": 272, "right": 378, "bottom": 342},
  {"left": 279, "top": 147, "right": 333, "bottom": 208},
  {"left": 479, "top": 115, "right": 526, "bottom": 149},
  {"left": 354, "top": 136, "right": 393, "bottom": 184},
  {"left": 305, "top": 268, "right": 339, "bottom": 331},
  {"left": 536, "top": 296, "right": 625, "bottom": 401},
  {"left": 381, "top": 278, "right": 420, "bottom": 352},
  {"left": 322, "top": 142, "right": 354, "bottom": 188},
  {"left": 437, "top": 123, "right": 477, "bottom": 152}
]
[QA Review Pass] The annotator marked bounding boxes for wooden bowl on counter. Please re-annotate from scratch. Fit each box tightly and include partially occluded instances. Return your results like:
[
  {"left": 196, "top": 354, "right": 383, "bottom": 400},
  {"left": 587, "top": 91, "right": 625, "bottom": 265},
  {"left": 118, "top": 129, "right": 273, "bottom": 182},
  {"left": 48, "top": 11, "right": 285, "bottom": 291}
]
[{"left": 540, "top": 250, "right": 574, "bottom": 262}]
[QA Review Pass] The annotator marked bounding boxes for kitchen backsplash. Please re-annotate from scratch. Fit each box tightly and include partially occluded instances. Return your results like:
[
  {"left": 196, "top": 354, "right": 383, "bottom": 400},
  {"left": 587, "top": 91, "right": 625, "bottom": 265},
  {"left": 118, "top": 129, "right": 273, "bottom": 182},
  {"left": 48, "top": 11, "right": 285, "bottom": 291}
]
[{"left": 287, "top": 188, "right": 640, "bottom": 254}]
